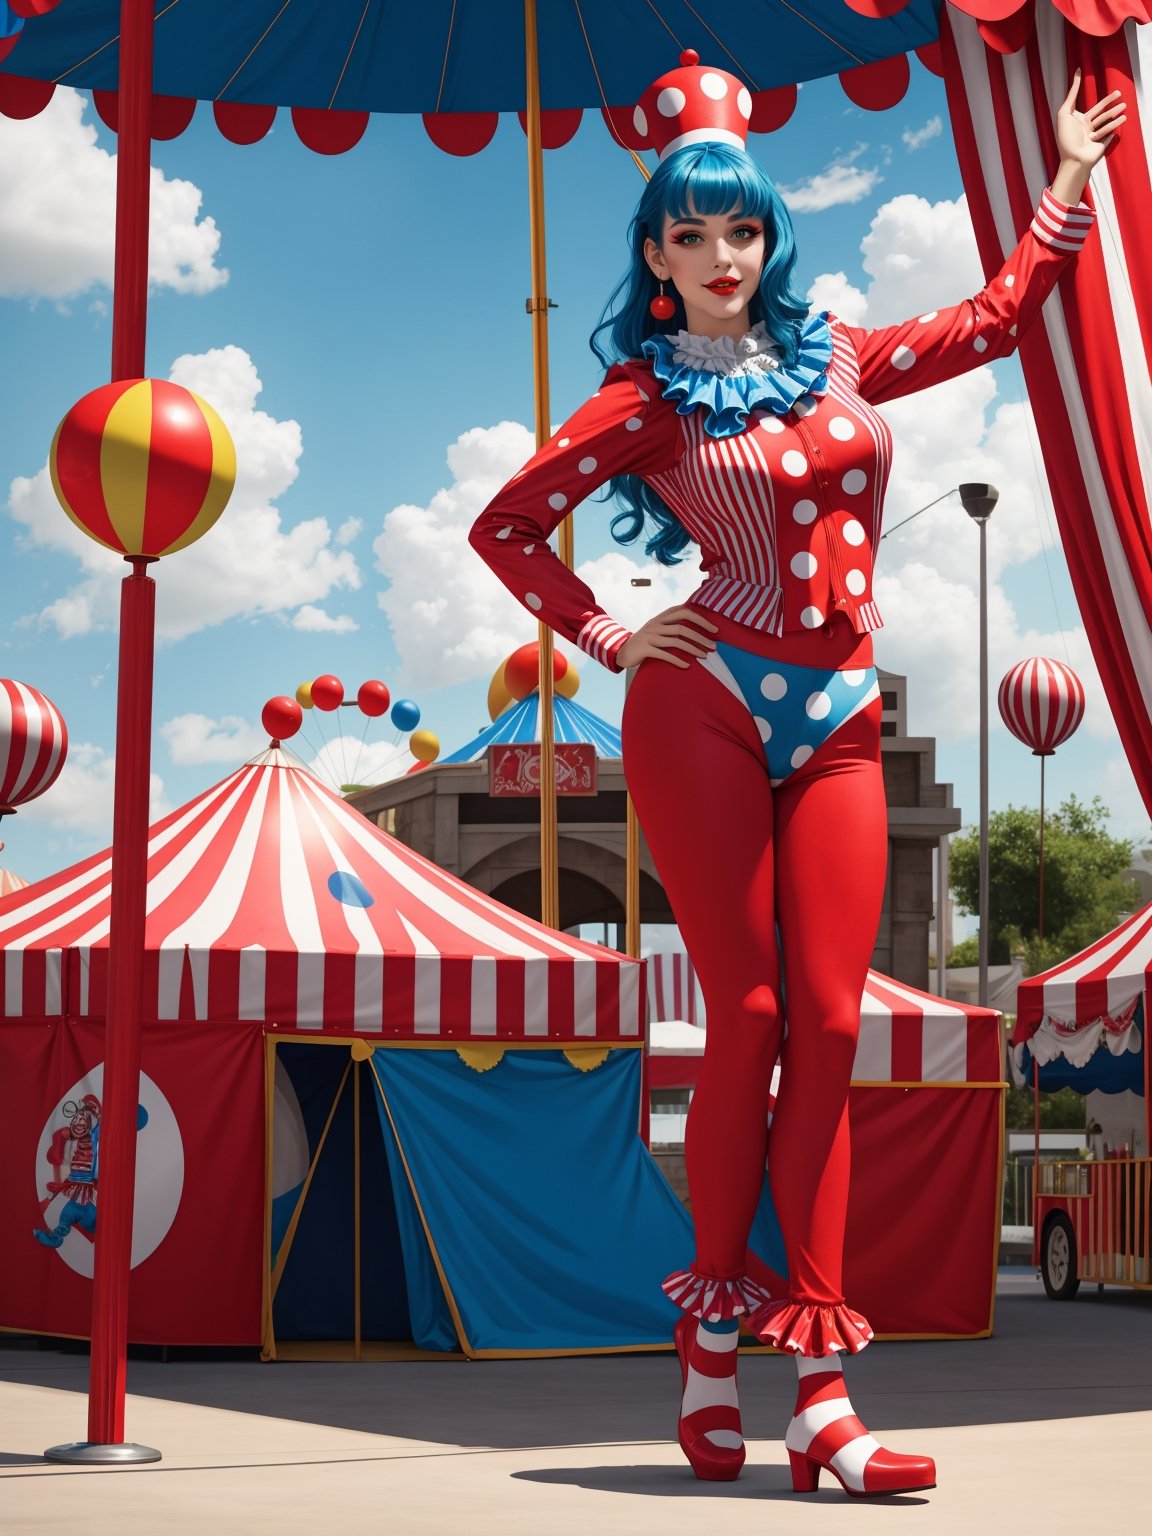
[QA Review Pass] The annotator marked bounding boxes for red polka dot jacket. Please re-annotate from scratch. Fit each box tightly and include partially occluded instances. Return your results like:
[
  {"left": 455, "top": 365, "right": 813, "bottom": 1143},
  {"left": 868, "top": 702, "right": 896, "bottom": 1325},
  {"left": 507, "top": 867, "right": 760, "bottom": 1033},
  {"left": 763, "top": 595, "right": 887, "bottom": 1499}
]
[{"left": 470, "top": 191, "right": 1094, "bottom": 673}]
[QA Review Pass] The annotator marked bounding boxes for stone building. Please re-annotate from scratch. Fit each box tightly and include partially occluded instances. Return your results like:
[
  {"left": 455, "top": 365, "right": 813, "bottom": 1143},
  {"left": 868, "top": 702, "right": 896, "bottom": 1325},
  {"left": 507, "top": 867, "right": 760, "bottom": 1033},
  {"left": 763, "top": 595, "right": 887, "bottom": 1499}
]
[{"left": 348, "top": 667, "right": 958, "bottom": 990}]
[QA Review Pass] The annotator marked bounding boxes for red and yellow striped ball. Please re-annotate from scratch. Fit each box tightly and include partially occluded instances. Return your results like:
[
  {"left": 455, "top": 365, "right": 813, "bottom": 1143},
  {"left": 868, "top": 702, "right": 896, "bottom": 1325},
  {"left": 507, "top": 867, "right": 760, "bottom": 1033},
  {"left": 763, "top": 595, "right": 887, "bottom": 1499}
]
[{"left": 49, "top": 379, "right": 236, "bottom": 558}]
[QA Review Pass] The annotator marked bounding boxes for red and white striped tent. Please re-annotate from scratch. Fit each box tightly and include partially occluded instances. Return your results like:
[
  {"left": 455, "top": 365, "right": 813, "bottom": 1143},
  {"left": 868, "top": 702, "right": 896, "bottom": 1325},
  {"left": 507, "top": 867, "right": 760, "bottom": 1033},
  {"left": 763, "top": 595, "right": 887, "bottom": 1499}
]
[
  {"left": 647, "top": 953, "right": 1006, "bottom": 1339},
  {"left": 0, "top": 748, "right": 652, "bottom": 1354},
  {"left": 0, "top": 747, "right": 642, "bottom": 1041},
  {"left": 1012, "top": 903, "right": 1151, "bottom": 1092}
]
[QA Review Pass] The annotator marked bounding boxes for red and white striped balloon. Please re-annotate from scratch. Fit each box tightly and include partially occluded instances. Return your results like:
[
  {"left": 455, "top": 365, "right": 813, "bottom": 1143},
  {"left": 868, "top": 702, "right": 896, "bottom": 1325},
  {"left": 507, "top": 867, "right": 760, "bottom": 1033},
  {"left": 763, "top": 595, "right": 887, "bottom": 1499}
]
[
  {"left": 997, "top": 657, "right": 1085, "bottom": 757},
  {"left": 0, "top": 680, "right": 68, "bottom": 814}
]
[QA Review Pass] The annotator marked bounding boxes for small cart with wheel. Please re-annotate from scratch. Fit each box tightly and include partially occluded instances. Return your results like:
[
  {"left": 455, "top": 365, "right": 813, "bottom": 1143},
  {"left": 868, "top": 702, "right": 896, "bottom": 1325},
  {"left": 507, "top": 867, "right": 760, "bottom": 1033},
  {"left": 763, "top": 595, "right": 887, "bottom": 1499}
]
[{"left": 1012, "top": 908, "right": 1152, "bottom": 1300}]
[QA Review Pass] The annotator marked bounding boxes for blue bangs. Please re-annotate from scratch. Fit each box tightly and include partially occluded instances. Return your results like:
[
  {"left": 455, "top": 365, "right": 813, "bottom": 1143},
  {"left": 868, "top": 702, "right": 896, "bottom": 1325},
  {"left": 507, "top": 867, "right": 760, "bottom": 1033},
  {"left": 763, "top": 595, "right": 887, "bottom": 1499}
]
[{"left": 590, "top": 143, "right": 809, "bottom": 566}]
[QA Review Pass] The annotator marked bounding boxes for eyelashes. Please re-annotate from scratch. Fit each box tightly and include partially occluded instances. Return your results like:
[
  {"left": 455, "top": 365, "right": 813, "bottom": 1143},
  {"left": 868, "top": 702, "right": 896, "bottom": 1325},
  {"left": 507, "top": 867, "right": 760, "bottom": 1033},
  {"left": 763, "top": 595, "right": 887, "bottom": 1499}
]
[{"left": 669, "top": 225, "right": 763, "bottom": 246}]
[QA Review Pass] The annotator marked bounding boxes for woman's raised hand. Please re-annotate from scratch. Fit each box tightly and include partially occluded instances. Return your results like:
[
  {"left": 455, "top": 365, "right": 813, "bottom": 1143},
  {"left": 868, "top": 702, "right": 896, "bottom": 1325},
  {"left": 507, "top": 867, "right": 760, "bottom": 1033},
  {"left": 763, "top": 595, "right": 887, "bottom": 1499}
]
[
  {"left": 1056, "top": 69, "right": 1126, "bottom": 172},
  {"left": 617, "top": 605, "right": 719, "bottom": 670}
]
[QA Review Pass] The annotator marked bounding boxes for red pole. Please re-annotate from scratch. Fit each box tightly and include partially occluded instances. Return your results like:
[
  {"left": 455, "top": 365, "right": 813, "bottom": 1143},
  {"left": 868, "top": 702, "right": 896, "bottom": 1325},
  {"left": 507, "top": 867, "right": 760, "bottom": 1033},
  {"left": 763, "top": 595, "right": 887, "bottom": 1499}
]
[
  {"left": 47, "top": 0, "right": 159, "bottom": 1461},
  {"left": 86, "top": 561, "right": 156, "bottom": 1445},
  {"left": 111, "top": 0, "right": 152, "bottom": 382}
]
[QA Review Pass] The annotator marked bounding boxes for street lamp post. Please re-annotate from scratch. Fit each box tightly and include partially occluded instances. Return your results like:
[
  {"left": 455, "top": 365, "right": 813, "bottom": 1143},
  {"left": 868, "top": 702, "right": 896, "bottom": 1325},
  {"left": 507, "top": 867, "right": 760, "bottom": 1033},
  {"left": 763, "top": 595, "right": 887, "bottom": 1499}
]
[{"left": 959, "top": 483, "right": 1000, "bottom": 1009}]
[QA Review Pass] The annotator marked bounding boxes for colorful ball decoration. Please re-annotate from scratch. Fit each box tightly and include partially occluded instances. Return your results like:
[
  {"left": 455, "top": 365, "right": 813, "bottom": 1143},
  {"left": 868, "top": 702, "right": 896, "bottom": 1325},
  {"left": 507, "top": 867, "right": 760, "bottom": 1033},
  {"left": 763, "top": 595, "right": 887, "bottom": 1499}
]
[
  {"left": 556, "top": 663, "right": 580, "bottom": 700},
  {"left": 487, "top": 662, "right": 514, "bottom": 722},
  {"left": 409, "top": 730, "right": 440, "bottom": 764},
  {"left": 49, "top": 379, "right": 236, "bottom": 558},
  {"left": 295, "top": 681, "right": 314, "bottom": 709},
  {"left": 357, "top": 680, "right": 391, "bottom": 717},
  {"left": 391, "top": 699, "right": 421, "bottom": 732},
  {"left": 310, "top": 674, "right": 344, "bottom": 712},
  {"left": 504, "top": 641, "right": 567, "bottom": 701},
  {"left": 261, "top": 696, "right": 303, "bottom": 742},
  {"left": 0, "top": 679, "right": 68, "bottom": 815},
  {"left": 998, "top": 657, "right": 1085, "bottom": 756}
]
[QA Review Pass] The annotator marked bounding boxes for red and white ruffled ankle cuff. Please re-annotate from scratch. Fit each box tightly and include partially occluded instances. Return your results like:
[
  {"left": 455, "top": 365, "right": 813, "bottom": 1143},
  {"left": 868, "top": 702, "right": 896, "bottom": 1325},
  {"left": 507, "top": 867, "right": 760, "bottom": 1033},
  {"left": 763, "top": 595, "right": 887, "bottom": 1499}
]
[
  {"left": 746, "top": 1298, "right": 874, "bottom": 1355},
  {"left": 662, "top": 1267, "right": 774, "bottom": 1323}
]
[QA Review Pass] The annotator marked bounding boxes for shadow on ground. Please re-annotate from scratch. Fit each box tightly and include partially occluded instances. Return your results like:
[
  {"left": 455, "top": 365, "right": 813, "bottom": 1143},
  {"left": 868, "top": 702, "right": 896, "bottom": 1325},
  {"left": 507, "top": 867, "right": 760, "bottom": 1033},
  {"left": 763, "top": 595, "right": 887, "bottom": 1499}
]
[{"left": 2, "top": 1279, "right": 1150, "bottom": 1451}]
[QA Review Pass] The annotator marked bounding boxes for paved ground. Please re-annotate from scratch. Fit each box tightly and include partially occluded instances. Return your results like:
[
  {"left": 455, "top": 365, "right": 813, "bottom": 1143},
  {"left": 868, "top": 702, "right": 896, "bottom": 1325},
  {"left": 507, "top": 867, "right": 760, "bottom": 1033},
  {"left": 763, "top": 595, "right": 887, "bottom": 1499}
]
[{"left": 1, "top": 1272, "right": 1149, "bottom": 1535}]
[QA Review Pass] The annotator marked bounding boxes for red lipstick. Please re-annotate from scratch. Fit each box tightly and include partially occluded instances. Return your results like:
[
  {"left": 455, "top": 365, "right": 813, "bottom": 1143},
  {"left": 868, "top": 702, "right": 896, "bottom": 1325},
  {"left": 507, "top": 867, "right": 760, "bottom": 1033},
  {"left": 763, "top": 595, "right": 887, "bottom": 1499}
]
[{"left": 705, "top": 278, "right": 740, "bottom": 294}]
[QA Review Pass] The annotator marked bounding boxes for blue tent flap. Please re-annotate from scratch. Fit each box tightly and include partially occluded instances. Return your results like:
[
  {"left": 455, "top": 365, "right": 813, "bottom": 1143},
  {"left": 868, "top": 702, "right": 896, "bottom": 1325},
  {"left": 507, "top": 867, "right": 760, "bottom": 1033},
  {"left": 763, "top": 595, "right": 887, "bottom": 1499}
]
[{"left": 370, "top": 1047, "right": 697, "bottom": 1354}]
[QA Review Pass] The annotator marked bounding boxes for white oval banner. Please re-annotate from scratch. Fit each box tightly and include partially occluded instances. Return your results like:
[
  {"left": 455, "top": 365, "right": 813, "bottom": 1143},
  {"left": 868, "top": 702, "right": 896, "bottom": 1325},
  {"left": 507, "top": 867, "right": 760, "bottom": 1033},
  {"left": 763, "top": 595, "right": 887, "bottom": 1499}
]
[{"left": 32, "top": 1064, "right": 185, "bottom": 1279}]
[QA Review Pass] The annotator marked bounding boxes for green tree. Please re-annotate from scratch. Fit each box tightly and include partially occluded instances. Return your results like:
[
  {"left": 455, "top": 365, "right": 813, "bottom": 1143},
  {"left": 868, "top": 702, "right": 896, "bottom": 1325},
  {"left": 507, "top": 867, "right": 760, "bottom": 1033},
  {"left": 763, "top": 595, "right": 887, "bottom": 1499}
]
[{"left": 949, "top": 795, "right": 1139, "bottom": 970}]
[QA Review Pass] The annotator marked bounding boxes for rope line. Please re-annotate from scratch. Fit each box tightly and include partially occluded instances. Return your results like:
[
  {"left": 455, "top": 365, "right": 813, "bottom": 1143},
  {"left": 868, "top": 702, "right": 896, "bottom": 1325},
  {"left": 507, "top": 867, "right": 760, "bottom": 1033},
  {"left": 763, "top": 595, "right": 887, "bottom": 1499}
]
[{"left": 328, "top": 0, "right": 374, "bottom": 110}]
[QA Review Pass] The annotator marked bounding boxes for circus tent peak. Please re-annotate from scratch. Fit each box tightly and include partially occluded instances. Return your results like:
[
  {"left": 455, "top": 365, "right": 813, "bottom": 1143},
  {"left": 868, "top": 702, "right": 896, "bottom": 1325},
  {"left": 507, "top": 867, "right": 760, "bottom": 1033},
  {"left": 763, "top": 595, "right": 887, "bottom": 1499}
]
[
  {"left": 0, "top": 746, "right": 641, "bottom": 1038},
  {"left": 441, "top": 692, "right": 621, "bottom": 764}
]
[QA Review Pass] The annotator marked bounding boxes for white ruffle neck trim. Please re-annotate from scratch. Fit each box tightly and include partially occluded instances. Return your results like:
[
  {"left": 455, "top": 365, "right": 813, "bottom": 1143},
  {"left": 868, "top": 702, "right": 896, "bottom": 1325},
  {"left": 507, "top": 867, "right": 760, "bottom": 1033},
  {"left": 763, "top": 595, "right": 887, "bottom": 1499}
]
[{"left": 668, "top": 321, "right": 783, "bottom": 378}]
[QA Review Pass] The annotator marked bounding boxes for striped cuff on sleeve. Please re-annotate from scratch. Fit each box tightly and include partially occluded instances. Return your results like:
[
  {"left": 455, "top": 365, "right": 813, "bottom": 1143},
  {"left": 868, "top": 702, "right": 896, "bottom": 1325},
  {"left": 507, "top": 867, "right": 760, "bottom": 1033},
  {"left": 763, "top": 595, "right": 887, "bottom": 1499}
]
[
  {"left": 1031, "top": 188, "right": 1096, "bottom": 252},
  {"left": 576, "top": 613, "right": 633, "bottom": 673}
]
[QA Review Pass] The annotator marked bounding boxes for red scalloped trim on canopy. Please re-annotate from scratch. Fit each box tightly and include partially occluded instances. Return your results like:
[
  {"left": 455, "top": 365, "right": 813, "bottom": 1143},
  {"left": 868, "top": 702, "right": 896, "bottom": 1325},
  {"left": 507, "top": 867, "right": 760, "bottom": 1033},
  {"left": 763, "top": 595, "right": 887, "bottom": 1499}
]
[
  {"left": 747, "top": 1298, "right": 875, "bottom": 1355},
  {"left": 517, "top": 107, "right": 582, "bottom": 148},
  {"left": 749, "top": 85, "right": 798, "bottom": 133},
  {"left": 213, "top": 101, "right": 277, "bottom": 145},
  {"left": 601, "top": 104, "right": 647, "bottom": 151},
  {"left": 291, "top": 106, "right": 369, "bottom": 154},
  {"left": 422, "top": 111, "right": 499, "bottom": 156},
  {"left": 8, "top": 0, "right": 64, "bottom": 15},
  {"left": 662, "top": 1268, "right": 774, "bottom": 1323},
  {"left": 0, "top": 71, "right": 54, "bottom": 118},
  {"left": 947, "top": 0, "right": 1152, "bottom": 33},
  {"left": 839, "top": 52, "right": 911, "bottom": 110},
  {"left": 92, "top": 90, "right": 197, "bottom": 140},
  {"left": 0, "top": 32, "right": 23, "bottom": 67},
  {"left": 915, "top": 40, "right": 946, "bottom": 75},
  {"left": 979, "top": 0, "right": 1038, "bottom": 51},
  {"left": 843, "top": 0, "right": 914, "bottom": 14}
]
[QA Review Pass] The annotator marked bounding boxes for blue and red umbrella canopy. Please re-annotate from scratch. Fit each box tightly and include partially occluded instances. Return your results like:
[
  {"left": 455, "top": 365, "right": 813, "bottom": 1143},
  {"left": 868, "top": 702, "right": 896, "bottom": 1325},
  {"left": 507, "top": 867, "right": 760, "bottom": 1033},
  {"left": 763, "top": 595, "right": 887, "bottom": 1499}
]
[{"left": 1, "top": 1, "right": 944, "bottom": 109}]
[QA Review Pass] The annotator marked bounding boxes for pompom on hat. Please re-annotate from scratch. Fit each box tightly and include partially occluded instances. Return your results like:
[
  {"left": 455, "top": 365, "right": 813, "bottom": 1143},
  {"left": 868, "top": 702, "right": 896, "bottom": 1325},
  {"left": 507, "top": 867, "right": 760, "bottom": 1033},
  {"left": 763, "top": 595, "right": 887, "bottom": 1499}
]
[{"left": 633, "top": 50, "right": 753, "bottom": 161}]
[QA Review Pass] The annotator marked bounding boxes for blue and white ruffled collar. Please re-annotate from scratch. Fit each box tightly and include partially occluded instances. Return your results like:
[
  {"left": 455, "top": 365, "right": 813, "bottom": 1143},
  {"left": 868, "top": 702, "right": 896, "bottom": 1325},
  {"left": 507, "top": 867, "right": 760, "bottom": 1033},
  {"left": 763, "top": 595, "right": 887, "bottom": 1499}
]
[{"left": 641, "top": 312, "right": 834, "bottom": 439}]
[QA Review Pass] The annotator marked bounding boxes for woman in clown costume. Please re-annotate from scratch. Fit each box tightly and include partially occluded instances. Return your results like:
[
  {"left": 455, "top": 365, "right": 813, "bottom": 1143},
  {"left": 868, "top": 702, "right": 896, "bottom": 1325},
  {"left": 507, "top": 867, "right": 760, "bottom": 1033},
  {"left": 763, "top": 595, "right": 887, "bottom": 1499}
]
[{"left": 471, "top": 52, "right": 1122, "bottom": 1496}]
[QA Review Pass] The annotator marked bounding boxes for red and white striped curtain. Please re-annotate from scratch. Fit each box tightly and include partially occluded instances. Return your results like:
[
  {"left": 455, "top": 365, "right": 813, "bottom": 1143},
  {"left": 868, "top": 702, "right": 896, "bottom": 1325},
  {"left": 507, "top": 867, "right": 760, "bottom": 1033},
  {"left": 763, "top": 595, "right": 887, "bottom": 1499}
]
[{"left": 941, "top": 1, "right": 1152, "bottom": 812}]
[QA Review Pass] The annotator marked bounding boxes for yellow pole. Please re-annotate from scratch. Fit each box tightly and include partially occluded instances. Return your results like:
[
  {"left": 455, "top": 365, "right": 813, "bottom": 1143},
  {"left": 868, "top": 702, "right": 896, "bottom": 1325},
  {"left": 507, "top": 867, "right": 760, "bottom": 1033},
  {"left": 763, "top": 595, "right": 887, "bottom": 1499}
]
[{"left": 524, "top": 0, "right": 562, "bottom": 931}]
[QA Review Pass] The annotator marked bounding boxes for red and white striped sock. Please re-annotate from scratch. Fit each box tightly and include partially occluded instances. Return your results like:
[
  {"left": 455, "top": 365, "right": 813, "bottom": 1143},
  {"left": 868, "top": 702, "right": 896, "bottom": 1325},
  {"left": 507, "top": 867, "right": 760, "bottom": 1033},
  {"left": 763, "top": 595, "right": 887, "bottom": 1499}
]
[{"left": 680, "top": 1317, "right": 743, "bottom": 1451}]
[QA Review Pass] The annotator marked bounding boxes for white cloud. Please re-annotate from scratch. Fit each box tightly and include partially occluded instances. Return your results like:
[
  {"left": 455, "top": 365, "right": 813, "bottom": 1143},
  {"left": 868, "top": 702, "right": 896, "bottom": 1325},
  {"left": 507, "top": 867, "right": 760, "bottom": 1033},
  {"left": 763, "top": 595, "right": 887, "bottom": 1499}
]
[
  {"left": 15, "top": 741, "right": 169, "bottom": 838},
  {"left": 160, "top": 713, "right": 267, "bottom": 766},
  {"left": 305, "top": 735, "right": 419, "bottom": 793},
  {"left": 0, "top": 87, "right": 226, "bottom": 301},
  {"left": 902, "top": 116, "right": 944, "bottom": 152},
  {"left": 780, "top": 148, "right": 882, "bottom": 214},
  {"left": 806, "top": 270, "right": 868, "bottom": 327},
  {"left": 291, "top": 605, "right": 359, "bottom": 633},
  {"left": 373, "top": 420, "right": 701, "bottom": 691},
  {"left": 7, "top": 345, "right": 361, "bottom": 639},
  {"left": 336, "top": 517, "right": 363, "bottom": 546}
]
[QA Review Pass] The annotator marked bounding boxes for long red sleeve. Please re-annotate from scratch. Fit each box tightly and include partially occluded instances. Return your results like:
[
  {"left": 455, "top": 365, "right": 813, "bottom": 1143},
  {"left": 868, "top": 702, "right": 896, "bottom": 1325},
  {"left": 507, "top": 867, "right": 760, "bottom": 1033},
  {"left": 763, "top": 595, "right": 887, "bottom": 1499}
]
[
  {"left": 470, "top": 362, "right": 682, "bottom": 672},
  {"left": 841, "top": 189, "right": 1096, "bottom": 405}
]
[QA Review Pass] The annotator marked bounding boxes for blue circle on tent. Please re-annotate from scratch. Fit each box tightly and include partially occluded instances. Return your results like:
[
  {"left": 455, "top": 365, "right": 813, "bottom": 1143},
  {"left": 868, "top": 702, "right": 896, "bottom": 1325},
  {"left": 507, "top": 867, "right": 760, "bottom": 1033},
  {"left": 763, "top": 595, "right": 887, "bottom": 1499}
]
[{"left": 328, "top": 871, "right": 374, "bottom": 908}]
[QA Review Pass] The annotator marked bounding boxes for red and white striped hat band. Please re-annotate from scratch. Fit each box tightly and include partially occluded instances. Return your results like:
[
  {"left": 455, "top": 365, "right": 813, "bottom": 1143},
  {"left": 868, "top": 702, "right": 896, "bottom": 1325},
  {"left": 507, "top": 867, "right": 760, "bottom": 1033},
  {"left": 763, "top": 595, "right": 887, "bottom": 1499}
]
[{"left": 633, "top": 50, "right": 753, "bottom": 161}]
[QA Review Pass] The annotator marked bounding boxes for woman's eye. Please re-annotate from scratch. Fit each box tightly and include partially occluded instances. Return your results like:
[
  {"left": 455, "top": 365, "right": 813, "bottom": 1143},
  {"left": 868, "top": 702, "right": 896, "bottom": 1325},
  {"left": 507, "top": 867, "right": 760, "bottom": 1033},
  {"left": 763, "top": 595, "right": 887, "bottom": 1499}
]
[
  {"left": 732, "top": 225, "right": 762, "bottom": 240},
  {"left": 672, "top": 231, "right": 702, "bottom": 245}
]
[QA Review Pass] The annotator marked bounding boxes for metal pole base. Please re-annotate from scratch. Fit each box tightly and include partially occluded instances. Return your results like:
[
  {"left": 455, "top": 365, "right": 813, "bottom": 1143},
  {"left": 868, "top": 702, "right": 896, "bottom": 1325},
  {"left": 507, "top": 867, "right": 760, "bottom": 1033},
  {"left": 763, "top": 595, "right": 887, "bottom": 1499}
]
[{"left": 44, "top": 1441, "right": 161, "bottom": 1465}]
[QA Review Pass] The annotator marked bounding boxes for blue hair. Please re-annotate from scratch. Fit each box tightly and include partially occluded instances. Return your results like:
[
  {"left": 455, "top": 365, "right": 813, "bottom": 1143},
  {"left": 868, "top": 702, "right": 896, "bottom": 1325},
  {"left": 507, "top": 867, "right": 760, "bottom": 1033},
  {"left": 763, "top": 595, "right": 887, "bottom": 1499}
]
[{"left": 590, "top": 143, "right": 808, "bottom": 565}]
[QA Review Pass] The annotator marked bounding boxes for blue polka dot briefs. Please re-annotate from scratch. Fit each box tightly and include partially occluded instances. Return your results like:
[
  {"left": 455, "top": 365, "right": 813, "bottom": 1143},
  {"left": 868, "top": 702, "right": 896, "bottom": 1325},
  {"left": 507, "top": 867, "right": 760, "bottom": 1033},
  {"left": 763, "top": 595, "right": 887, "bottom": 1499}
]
[{"left": 698, "top": 644, "right": 880, "bottom": 786}]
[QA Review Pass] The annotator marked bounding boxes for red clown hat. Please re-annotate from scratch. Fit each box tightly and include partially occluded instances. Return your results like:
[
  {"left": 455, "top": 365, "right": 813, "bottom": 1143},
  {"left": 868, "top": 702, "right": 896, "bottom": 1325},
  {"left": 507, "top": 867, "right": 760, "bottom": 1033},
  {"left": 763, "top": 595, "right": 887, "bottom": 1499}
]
[{"left": 633, "top": 50, "right": 753, "bottom": 161}]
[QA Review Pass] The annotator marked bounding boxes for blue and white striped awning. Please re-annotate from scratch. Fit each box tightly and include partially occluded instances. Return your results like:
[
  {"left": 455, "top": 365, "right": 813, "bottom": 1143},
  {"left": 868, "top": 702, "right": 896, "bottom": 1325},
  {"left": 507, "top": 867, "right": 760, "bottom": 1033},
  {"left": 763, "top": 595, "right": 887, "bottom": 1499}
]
[{"left": 442, "top": 694, "right": 621, "bottom": 764}]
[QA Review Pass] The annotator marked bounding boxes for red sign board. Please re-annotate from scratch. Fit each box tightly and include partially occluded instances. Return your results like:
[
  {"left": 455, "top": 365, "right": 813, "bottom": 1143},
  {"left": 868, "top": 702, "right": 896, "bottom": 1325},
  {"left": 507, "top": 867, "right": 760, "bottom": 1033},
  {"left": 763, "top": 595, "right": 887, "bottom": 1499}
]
[{"left": 489, "top": 743, "right": 598, "bottom": 797}]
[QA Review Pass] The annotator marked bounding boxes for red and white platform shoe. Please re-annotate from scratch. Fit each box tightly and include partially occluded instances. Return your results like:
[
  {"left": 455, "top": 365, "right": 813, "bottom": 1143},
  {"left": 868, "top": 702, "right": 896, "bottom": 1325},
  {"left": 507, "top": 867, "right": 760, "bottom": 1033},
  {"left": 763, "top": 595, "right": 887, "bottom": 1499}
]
[
  {"left": 673, "top": 1313, "right": 745, "bottom": 1481},
  {"left": 785, "top": 1357, "right": 936, "bottom": 1497}
]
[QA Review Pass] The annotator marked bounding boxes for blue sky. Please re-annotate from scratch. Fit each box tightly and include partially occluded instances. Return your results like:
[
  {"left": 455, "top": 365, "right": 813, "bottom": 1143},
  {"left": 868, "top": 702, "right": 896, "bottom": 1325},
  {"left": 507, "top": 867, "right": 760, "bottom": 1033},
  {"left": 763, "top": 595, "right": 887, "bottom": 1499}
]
[{"left": 1, "top": 58, "right": 1143, "bottom": 910}]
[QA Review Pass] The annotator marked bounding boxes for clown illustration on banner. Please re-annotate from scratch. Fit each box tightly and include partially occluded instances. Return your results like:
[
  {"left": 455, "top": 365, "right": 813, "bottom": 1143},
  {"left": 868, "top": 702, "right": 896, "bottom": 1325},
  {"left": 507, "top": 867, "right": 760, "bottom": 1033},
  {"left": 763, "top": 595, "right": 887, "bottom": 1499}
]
[{"left": 32, "top": 1065, "right": 183, "bottom": 1279}]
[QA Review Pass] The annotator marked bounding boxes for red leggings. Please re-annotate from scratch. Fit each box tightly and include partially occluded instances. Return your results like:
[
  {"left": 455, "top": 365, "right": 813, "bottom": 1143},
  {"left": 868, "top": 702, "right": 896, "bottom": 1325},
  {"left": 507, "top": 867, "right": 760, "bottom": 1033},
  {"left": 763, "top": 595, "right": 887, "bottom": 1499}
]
[{"left": 622, "top": 624, "right": 887, "bottom": 1309}]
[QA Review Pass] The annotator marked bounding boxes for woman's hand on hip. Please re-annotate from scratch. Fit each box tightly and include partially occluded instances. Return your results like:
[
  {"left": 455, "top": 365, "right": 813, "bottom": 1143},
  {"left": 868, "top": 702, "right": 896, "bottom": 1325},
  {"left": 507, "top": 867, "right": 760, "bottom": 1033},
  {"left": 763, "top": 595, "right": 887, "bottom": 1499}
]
[{"left": 617, "top": 606, "right": 719, "bottom": 670}]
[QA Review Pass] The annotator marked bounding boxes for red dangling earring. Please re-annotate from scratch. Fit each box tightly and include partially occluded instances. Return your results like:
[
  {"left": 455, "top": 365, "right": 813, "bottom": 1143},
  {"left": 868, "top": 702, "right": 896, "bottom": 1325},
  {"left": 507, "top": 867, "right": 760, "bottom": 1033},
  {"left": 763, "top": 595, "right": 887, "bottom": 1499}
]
[{"left": 649, "top": 281, "right": 676, "bottom": 321}]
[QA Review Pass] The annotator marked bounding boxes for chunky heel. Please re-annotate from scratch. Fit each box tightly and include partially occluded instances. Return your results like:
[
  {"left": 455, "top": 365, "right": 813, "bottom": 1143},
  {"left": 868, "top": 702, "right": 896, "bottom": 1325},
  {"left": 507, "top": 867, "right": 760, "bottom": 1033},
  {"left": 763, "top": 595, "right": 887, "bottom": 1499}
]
[{"left": 788, "top": 1450, "right": 820, "bottom": 1492}]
